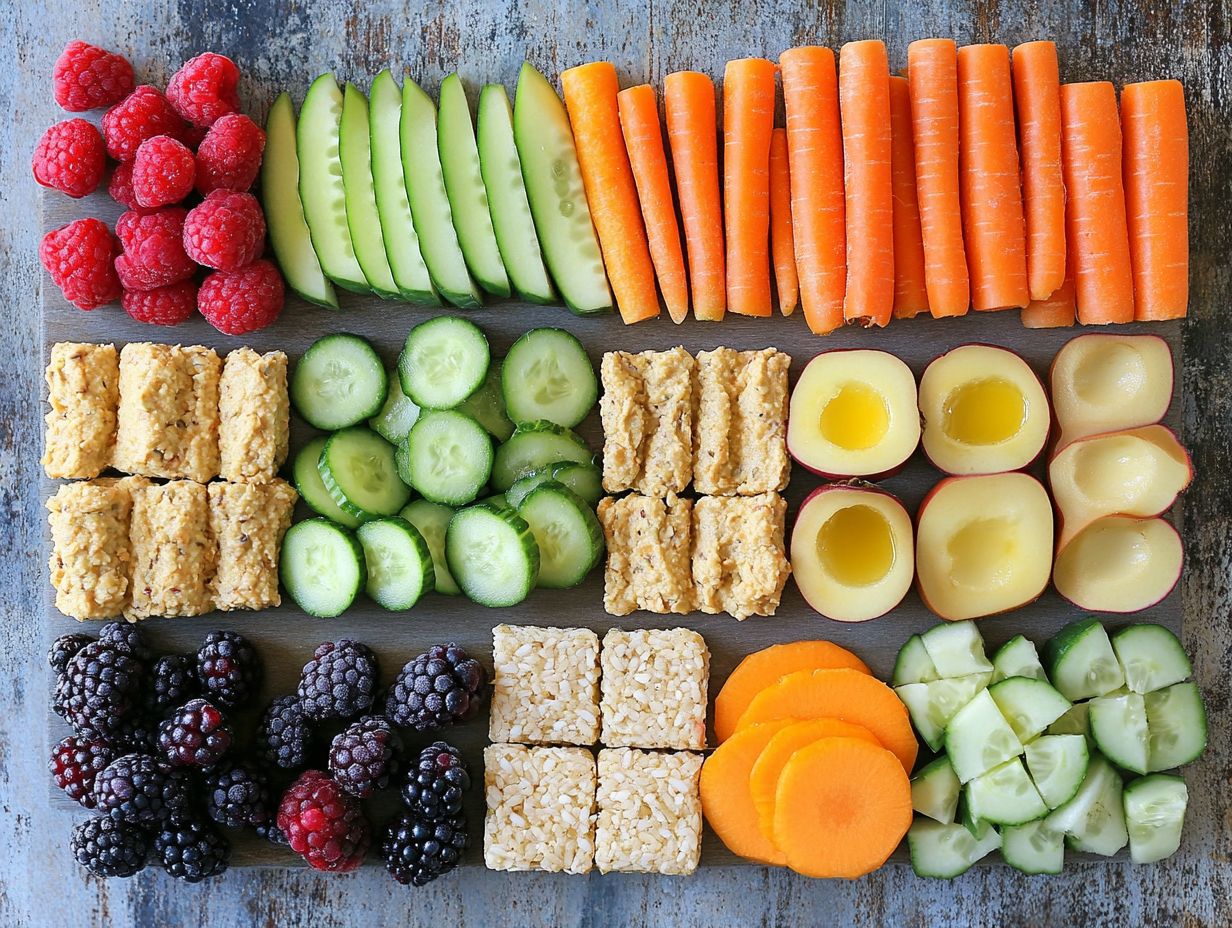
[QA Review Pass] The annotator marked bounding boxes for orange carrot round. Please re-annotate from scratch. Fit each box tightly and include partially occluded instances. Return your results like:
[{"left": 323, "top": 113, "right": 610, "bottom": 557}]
[
  {"left": 888, "top": 74, "right": 929, "bottom": 319},
  {"left": 768, "top": 128, "right": 799, "bottom": 316},
  {"left": 699, "top": 720, "right": 792, "bottom": 865},
  {"left": 723, "top": 58, "right": 777, "bottom": 317}
]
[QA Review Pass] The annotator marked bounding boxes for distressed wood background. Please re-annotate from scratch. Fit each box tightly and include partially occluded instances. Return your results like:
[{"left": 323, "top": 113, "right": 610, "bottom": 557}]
[{"left": 3, "top": 1, "right": 1229, "bottom": 925}]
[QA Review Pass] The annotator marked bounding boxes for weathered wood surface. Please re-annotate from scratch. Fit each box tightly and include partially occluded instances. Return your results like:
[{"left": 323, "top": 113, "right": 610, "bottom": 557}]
[{"left": 4, "top": 1, "right": 1230, "bottom": 925}]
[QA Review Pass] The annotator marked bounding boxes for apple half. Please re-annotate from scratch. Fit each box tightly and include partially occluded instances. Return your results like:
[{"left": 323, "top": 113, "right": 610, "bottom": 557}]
[
  {"left": 1050, "top": 334, "right": 1174, "bottom": 448},
  {"left": 787, "top": 349, "right": 920, "bottom": 478},
  {"left": 919, "top": 344, "right": 1050, "bottom": 475},
  {"left": 791, "top": 483, "right": 914, "bottom": 622},
  {"left": 1049, "top": 424, "right": 1193, "bottom": 548},
  {"left": 1052, "top": 516, "right": 1182, "bottom": 613},
  {"left": 915, "top": 473, "right": 1054, "bottom": 621}
]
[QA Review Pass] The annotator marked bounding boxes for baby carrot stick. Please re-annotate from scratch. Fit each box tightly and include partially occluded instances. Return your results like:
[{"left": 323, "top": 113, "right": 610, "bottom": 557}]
[
  {"left": 664, "top": 71, "right": 725, "bottom": 321},
  {"left": 839, "top": 40, "right": 895, "bottom": 327},
  {"left": 560, "top": 62, "right": 660, "bottom": 324},
  {"left": 1060, "top": 81, "right": 1135, "bottom": 325},
  {"left": 617, "top": 83, "right": 690, "bottom": 323},
  {"left": 779, "top": 46, "right": 846, "bottom": 333},
  {"left": 768, "top": 128, "right": 799, "bottom": 316},
  {"left": 1121, "top": 79, "right": 1189, "bottom": 321},
  {"left": 723, "top": 57, "right": 777, "bottom": 317},
  {"left": 1021, "top": 248, "right": 1076, "bottom": 327},
  {"left": 1012, "top": 41, "right": 1067, "bottom": 302},
  {"left": 888, "top": 75, "right": 928, "bottom": 319},
  {"left": 957, "top": 44, "right": 1030, "bottom": 311},
  {"left": 907, "top": 38, "right": 969, "bottom": 317}
]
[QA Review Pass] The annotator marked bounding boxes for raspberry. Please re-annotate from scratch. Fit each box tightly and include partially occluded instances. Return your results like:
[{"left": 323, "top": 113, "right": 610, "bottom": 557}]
[
  {"left": 103, "top": 85, "right": 189, "bottom": 161},
  {"left": 107, "top": 162, "right": 146, "bottom": 211},
  {"left": 32, "top": 119, "right": 106, "bottom": 198},
  {"left": 71, "top": 816, "right": 149, "bottom": 878},
  {"left": 328, "top": 716, "right": 403, "bottom": 799},
  {"left": 196, "top": 630, "right": 262, "bottom": 708},
  {"left": 159, "top": 698, "right": 233, "bottom": 767},
  {"left": 182, "top": 190, "right": 265, "bottom": 270},
  {"left": 123, "top": 280, "right": 198, "bottom": 326},
  {"left": 198, "top": 260, "right": 284, "bottom": 335},
  {"left": 50, "top": 736, "right": 115, "bottom": 808},
  {"left": 54, "top": 41, "right": 135, "bottom": 111},
  {"left": 167, "top": 53, "right": 240, "bottom": 127},
  {"left": 114, "top": 208, "right": 195, "bottom": 291},
  {"left": 277, "top": 770, "right": 371, "bottom": 872},
  {"left": 40, "top": 218, "right": 121, "bottom": 311},
  {"left": 132, "top": 135, "right": 195, "bottom": 208},
  {"left": 297, "top": 640, "right": 380, "bottom": 722},
  {"left": 195, "top": 114, "right": 265, "bottom": 194}
]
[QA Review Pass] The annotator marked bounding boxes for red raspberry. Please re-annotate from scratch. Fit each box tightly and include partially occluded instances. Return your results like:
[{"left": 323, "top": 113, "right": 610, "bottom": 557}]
[
  {"left": 114, "top": 208, "right": 196, "bottom": 291},
  {"left": 277, "top": 770, "right": 370, "bottom": 872},
  {"left": 32, "top": 118, "right": 106, "bottom": 198},
  {"left": 102, "top": 85, "right": 189, "bottom": 161},
  {"left": 183, "top": 190, "right": 266, "bottom": 270},
  {"left": 195, "top": 114, "right": 265, "bottom": 194},
  {"left": 39, "top": 218, "right": 122, "bottom": 310},
  {"left": 122, "top": 279, "right": 198, "bottom": 326},
  {"left": 54, "top": 41, "right": 135, "bottom": 112},
  {"left": 198, "top": 260, "right": 284, "bottom": 335},
  {"left": 167, "top": 53, "right": 240, "bottom": 128},
  {"left": 182, "top": 124, "right": 209, "bottom": 149},
  {"left": 132, "top": 135, "right": 195, "bottom": 207},
  {"left": 107, "top": 161, "right": 147, "bottom": 212}
]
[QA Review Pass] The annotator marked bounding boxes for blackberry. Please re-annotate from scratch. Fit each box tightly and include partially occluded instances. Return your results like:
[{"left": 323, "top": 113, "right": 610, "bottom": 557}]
[
  {"left": 92, "top": 753, "right": 173, "bottom": 825},
  {"left": 381, "top": 814, "right": 467, "bottom": 886},
  {"left": 114, "top": 713, "right": 161, "bottom": 754},
  {"left": 385, "top": 644, "right": 486, "bottom": 731},
  {"left": 256, "top": 820, "right": 290, "bottom": 846},
  {"left": 145, "top": 654, "right": 198, "bottom": 714},
  {"left": 56, "top": 641, "right": 145, "bottom": 740},
  {"left": 297, "top": 640, "right": 379, "bottom": 721},
  {"left": 328, "top": 716, "right": 403, "bottom": 799},
  {"left": 255, "top": 695, "right": 313, "bottom": 770},
  {"left": 48, "top": 632, "right": 94, "bottom": 678},
  {"left": 50, "top": 736, "right": 114, "bottom": 808},
  {"left": 205, "top": 760, "right": 272, "bottom": 830},
  {"left": 98, "top": 620, "right": 151, "bottom": 660},
  {"left": 159, "top": 698, "right": 232, "bottom": 767},
  {"left": 71, "top": 815, "right": 150, "bottom": 878},
  {"left": 277, "top": 769, "right": 371, "bottom": 872},
  {"left": 196, "top": 630, "right": 261, "bottom": 709},
  {"left": 401, "top": 742, "right": 470, "bottom": 820},
  {"left": 154, "top": 815, "right": 230, "bottom": 882}
]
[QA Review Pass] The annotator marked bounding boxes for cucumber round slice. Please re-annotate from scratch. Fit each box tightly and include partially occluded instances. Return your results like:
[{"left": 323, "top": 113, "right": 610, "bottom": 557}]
[
  {"left": 445, "top": 504, "right": 540, "bottom": 606},
  {"left": 944, "top": 689, "right": 1024, "bottom": 784},
  {"left": 398, "top": 316, "right": 490, "bottom": 409},
  {"left": 368, "top": 370, "right": 421, "bottom": 444},
  {"left": 1089, "top": 692, "right": 1150, "bottom": 774},
  {"left": 1001, "top": 819, "right": 1064, "bottom": 875},
  {"left": 280, "top": 518, "right": 365, "bottom": 617},
  {"left": 291, "top": 334, "right": 388, "bottom": 430},
  {"left": 339, "top": 83, "right": 399, "bottom": 298},
  {"left": 1145, "top": 681, "right": 1208, "bottom": 771},
  {"left": 1124, "top": 773, "right": 1188, "bottom": 864},
  {"left": 1045, "top": 619, "right": 1126, "bottom": 702},
  {"left": 492, "top": 420, "right": 592, "bottom": 490},
  {"left": 292, "top": 436, "right": 361, "bottom": 529},
  {"left": 516, "top": 482, "right": 604, "bottom": 588},
  {"left": 907, "top": 818, "right": 1001, "bottom": 879},
  {"left": 895, "top": 673, "right": 990, "bottom": 753},
  {"left": 507, "top": 461, "right": 602, "bottom": 510},
  {"left": 990, "top": 634, "right": 1046, "bottom": 683},
  {"left": 893, "top": 634, "right": 941, "bottom": 686},
  {"left": 911, "top": 755, "right": 961, "bottom": 825},
  {"left": 400, "top": 500, "right": 460, "bottom": 595},
  {"left": 398, "top": 410, "right": 493, "bottom": 506},
  {"left": 356, "top": 516, "right": 434, "bottom": 610},
  {"left": 1024, "top": 734, "right": 1090, "bottom": 809},
  {"left": 1111, "top": 623, "right": 1193, "bottom": 695},
  {"left": 966, "top": 757, "right": 1049, "bottom": 826},
  {"left": 921, "top": 621, "right": 993, "bottom": 678},
  {"left": 319, "top": 427, "right": 411, "bottom": 520},
  {"left": 455, "top": 362, "right": 514, "bottom": 441},
  {"left": 501, "top": 328, "right": 598, "bottom": 427},
  {"left": 988, "top": 677, "right": 1072, "bottom": 743}
]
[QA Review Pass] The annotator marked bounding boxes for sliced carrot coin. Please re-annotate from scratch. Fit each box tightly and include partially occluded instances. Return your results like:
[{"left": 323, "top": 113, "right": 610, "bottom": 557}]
[{"left": 699, "top": 720, "right": 793, "bottom": 865}]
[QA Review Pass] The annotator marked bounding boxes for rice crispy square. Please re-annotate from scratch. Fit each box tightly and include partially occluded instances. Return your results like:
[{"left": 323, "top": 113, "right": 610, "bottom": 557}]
[
  {"left": 594, "top": 748, "right": 703, "bottom": 875},
  {"left": 600, "top": 627, "right": 709, "bottom": 750},
  {"left": 489, "top": 625, "right": 601, "bottom": 746},
  {"left": 596, "top": 493, "right": 694, "bottom": 616},
  {"left": 483, "top": 744, "right": 596, "bottom": 874},
  {"left": 692, "top": 492, "right": 791, "bottom": 619}
]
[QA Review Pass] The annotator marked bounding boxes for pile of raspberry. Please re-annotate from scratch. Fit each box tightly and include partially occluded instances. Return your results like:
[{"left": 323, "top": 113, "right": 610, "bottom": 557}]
[{"left": 34, "top": 42, "right": 285, "bottom": 335}]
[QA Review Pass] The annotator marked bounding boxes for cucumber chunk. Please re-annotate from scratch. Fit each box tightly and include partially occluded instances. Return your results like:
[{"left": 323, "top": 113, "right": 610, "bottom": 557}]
[
  {"left": 368, "top": 370, "right": 421, "bottom": 444},
  {"left": 945, "top": 689, "right": 1024, "bottom": 784},
  {"left": 988, "top": 676, "right": 1072, "bottom": 742},
  {"left": 921, "top": 621, "right": 993, "bottom": 678},
  {"left": 501, "top": 328, "right": 598, "bottom": 428},
  {"left": 400, "top": 500, "right": 460, "bottom": 595},
  {"left": 319, "top": 427, "right": 411, "bottom": 520},
  {"left": 991, "top": 634, "right": 1046, "bottom": 683},
  {"left": 292, "top": 437, "right": 361, "bottom": 529},
  {"left": 1089, "top": 692, "right": 1150, "bottom": 774},
  {"left": 356, "top": 516, "right": 433, "bottom": 610},
  {"left": 1024, "top": 734, "right": 1090, "bottom": 809},
  {"left": 958, "top": 790, "right": 992, "bottom": 839},
  {"left": 291, "top": 333, "right": 388, "bottom": 431},
  {"left": 966, "top": 757, "right": 1049, "bottom": 826},
  {"left": 911, "top": 755, "right": 961, "bottom": 825},
  {"left": 1001, "top": 819, "right": 1064, "bottom": 875},
  {"left": 445, "top": 504, "right": 540, "bottom": 606},
  {"left": 1111, "top": 623, "right": 1192, "bottom": 695},
  {"left": 892, "top": 635, "right": 940, "bottom": 686},
  {"left": 398, "top": 316, "right": 490, "bottom": 409},
  {"left": 492, "top": 420, "right": 592, "bottom": 490},
  {"left": 455, "top": 362, "right": 515, "bottom": 442},
  {"left": 339, "top": 83, "right": 398, "bottom": 298},
  {"left": 516, "top": 482, "right": 604, "bottom": 588},
  {"left": 1123, "top": 773, "right": 1188, "bottom": 864},
  {"left": 280, "top": 518, "right": 365, "bottom": 617},
  {"left": 908, "top": 818, "right": 1001, "bottom": 879},
  {"left": 1145, "top": 681, "right": 1208, "bottom": 771},
  {"left": 895, "top": 673, "right": 990, "bottom": 753},
  {"left": 1048, "top": 754, "right": 1128, "bottom": 857},
  {"left": 1045, "top": 618, "right": 1125, "bottom": 701},
  {"left": 397, "top": 410, "right": 493, "bottom": 506},
  {"left": 1048, "top": 703, "right": 1091, "bottom": 740}
]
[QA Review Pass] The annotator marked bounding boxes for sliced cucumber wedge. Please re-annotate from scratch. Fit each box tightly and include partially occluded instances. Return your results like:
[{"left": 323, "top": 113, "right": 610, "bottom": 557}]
[
  {"left": 368, "top": 370, "right": 421, "bottom": 444},
  {"left": 895, "top": 673, "right": 990, "bottom": 753},
  {"left": 1111, "top": 623, "right": 1192, "bottom": 695},
  {"left": 921, "top": 621, "right": 993, "bottom": 678},
  {"left": 1089, "top": 692, "right": 1151, "bottom": 774},
  {"left": 893, "top": 634, "right": 940, "bottom": 686},
  {"left": 455, "top": 362, "right": 515, "bottom": 442},
  {"left": 945, "top": 689, "right": 1024, "bottom": 784},
  {"left": 319, "top": 427, "right": 411, "bottom": 521},
  {"left": 908, "top": 818, "right": 1001, "bottom": 879},
  {"left": 339, "top": 83, "right": 398, "bottom": 298},
  {"left": 291, "top": 333, "right": 388, "bottom": 430},
  {"left": 911, "top": 755, "right": 961, "bottom": 825},
  {"left": 991, "top": 634, "right": 1046, "bottom": 683},
  {"left": 1045, "top": 618, "right": 1126, "bottom": 701},
  {"left": 516, "top": 482, "right": 604, "bottom": 588},
  {"left": 400, "top": 500, "right": 460, "bottom": 595},
  {"left": 1001, "top": 819, "right": 1064, "bottom": 875},
  {"left": 1123, "top": 773, "right": 1188, "bottom": 864},
  {"left": 502, "top": 327, "right": 598, "bottom": 428},
  {"left": 398, "top": 315, "right": 490, "bottom": 409},
  {"left": 397, "top": 410, "right": 493, "bottom": 506},
  {"left": 356, "top": 516, "right": 434, "bottom": 610},
  {"left": 966, "top": 757, "right": 1049, "bottom": 826},
  {"left": 280, "top": 518, "right": 365, "bottom": 617},
  {"left": 292, "top": 436, "right": 361, "bottom": 529},
  {"left": 1048, "top": 754, "right": 1128, "bottom": 857},
  {"left": 1048, "top": 703, "right": 1092, "bottom": 740},
  {"left": 492, "top": 420, "right": 592, "bottom": 490},
  {"left": 1145, "top": 681, "right": 1207, "bottom": 771},
  {"left": 988, "top": 676, "right": 1072, "bottom": 743},
  {"left": 445, "top": 504, "right": 540, "bottom": 606},
  {"left": 1024, "top": 734, "right": 1090, "bottom": 809}
]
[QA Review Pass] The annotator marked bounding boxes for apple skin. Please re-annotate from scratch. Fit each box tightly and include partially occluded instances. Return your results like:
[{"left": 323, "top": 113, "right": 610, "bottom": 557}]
[{"left": 1053, "top": 518, "right": 1183, "bottom": 614}]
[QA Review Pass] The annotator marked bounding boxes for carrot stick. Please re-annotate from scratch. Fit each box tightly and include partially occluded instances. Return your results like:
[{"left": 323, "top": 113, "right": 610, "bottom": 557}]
[
  {"left": 838, "top": 40, "right": 895, "bottom": 327},
  {"left": 1121, "top": 79, "right": 1189, "bottom": 320},
  {"left": 779, "top": 46, "right": 846, "bottom": 333},
  {"left": 888, "top": 75, "right": 929, "bottom": 319},
  {"left": 956, "top": 44, "right": 1030, "bottom": 310},
  {"left": 722, "top": 57, "right": 777, "bottom": 317},
  {"left": 1021, "top": 248, "right": 1076, "bottom": 327},
  {"left": 768, "top": 128, "right": 799, "bottom": 316},
  {"left": 1012, "top": 41, "right": 1067, "bottom": 302},
  {"left": 907, "top": 38, "right": 969, "bottom": 318},
  {"left": 1060, "top": 81, "right": 1136, "bottom": 325},
  {"left": 664, "top": 71, "right": 726, "bottom": 321},
  {"left": 560, "top": 62, "right": 660, "bottom": 324},
  {"left": 617, "top": 84, "right": 690, "bottom": 323}
]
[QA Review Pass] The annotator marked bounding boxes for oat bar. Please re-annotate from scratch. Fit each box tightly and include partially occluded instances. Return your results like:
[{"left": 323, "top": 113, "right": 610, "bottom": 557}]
[
  {"left": 43, "top": 342, "right": 120, "bottom": 479},
  {"left": 218, "top": 348, "right": 290, "bottom": 484},
  {"left": 599, "top": 627, "right": 709, "bottom": 750},
  {"left": 692, "top": 492, "right": 791, "bottom": 619},
  {"left": 597, "top": 493, "right": 694, "bottom": 615},
  {"left": 127, "top": 479, "right": 217, "bottom": 619},
  {"left": 489, "top": 625, "right": 601, "bottom": 746},
  {"left": 594, "top": 748, "right": 703, "bottom": 875},
  {"left": 208, "top": 479, "right": 297, "bottom": 611}
]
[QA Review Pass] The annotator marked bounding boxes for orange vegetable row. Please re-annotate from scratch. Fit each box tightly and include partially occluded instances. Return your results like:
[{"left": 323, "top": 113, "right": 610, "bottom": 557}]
[{"left": 558, "top": 44, "right": 1189, "bottom": 329}]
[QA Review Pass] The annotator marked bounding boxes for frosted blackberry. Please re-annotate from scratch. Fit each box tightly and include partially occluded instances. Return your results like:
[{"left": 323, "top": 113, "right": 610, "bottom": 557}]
[
  {"left": 196, "top": 630, "right": 262, "bottom": 709},
  {"left": 92, "top": 752, "right": 173, "bottom": 825},
  {"left": 114, "top": 713, "right": 161, "bottom": 755},
  {"left": 56, "top": 641, "right": 145, "bottom": 741},
  {"left": 328, "top": 716, "right": 403, "bottom": 799},
  {"left": 50, "top": 736, "right": 114, "bottom": 808},
  {"left": 297, "top": 640, "right": 379, "bottom": 721},
  {"left": 384, "top": 644, "right": 486, "bottom": 731},
  {"left": 401, "top": 741, "right": 470, "bottom": 820},
  {"left": 159, "top": 698, "right": 233, "bottom": 767},
  {"left": 145, "top": 654, "right": 198, "bottom": 714},
  {"left": 205, "top": 760, "right": 272, "bottom": 830},
  {"left": 154, "top": 815, "right": 231, "bottom": 882},
  {"left": 381, "top": 814, "right": 467, "bottom": 886},
  {"left": 48, "top": 632, "right": 94, "bottom": 678},
  {"left": 255, "top": 695, "right": 313, "bottom": 769},
  {"left": 98, "top": 620, "right": 151, "bottom": 660},
  {"left": 71, "top": 816, "right": 150, "bottom": 878}
]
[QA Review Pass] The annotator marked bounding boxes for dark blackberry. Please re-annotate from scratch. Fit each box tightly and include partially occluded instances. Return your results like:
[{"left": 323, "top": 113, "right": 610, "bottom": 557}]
[
  {"left": 48, "top": 632, "right": 94, "bottom": 678},
  {"left": 98, "top": 620, "right": 151, "bottom": 660},
  {"left": 56, "top": 641, "right": 145, "bottom": 740},
  {"left": 297, "top": 640, "right": 379, "bottom": 721},
  {"left": 159, "top": 698, "right": 233, "bottom": 767},
  {"left": 145, "top": 654, "right": 198, "bottom": 714},
  {"left": 114, "top": 713, "right": 161, "bottom": 754},
  {"left": 205, "top": 760, "right": 272, "bottom": 830},
  {"left": 255, "top": 695, "right": 313, "bottom": 769},
  {"left": 401, "top": 741, "right": 470, "bottom": 820},
  {"left": 71, "top": 815, "right": 150, "bottom": 878},
  {"left": 50, "top": 736, "right": 114, "bottom": 808},
  {"left": 384, "top": 644, "right": 486, "bottom": 731},
  {"left": 256, "top": 820, "right": 290, "bottom": 846},
  {"left": 328, "top": 716, "right": 403, "bottom": 799},
  {"left": 154, "top": 815, "right": 230, "bottom": 882},
  {"left": 381, "top": 813, "right": 467, "bottom": 885},
  {"left": 196, "top": 630, "right": 262, "bottom": 709},
  {"left": 92, "top": 753, "right": 173, "bottom": 825}
]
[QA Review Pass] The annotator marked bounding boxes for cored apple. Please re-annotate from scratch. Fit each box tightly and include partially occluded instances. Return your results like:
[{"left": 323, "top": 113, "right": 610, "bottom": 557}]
[
  {"left": 1052, "top": 516, "right": 1182, "bottom": 613},
  {"left": 919, "top": 344, "right": 1050, "bottom": 475},
  {"left": 787, "top": 350, "right": 920, "bottom": 478},
  {"left": 915, "top": 473, "right": 1054, "bottom": 621},
  {"left": 1049, "top": 425, "right": 1193, "bottom": 548},
  {"left": 791, "top": 483, "right": 914, "bottom": 622},
  {"left": 1050, "top": 334, "right": 1174, "bottom": 448}
]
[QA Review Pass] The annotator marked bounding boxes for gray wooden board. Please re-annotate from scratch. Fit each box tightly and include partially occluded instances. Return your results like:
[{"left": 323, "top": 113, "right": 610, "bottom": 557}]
[{"left": 42, "top": 188, "right": 1185, "bottom": 869}]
